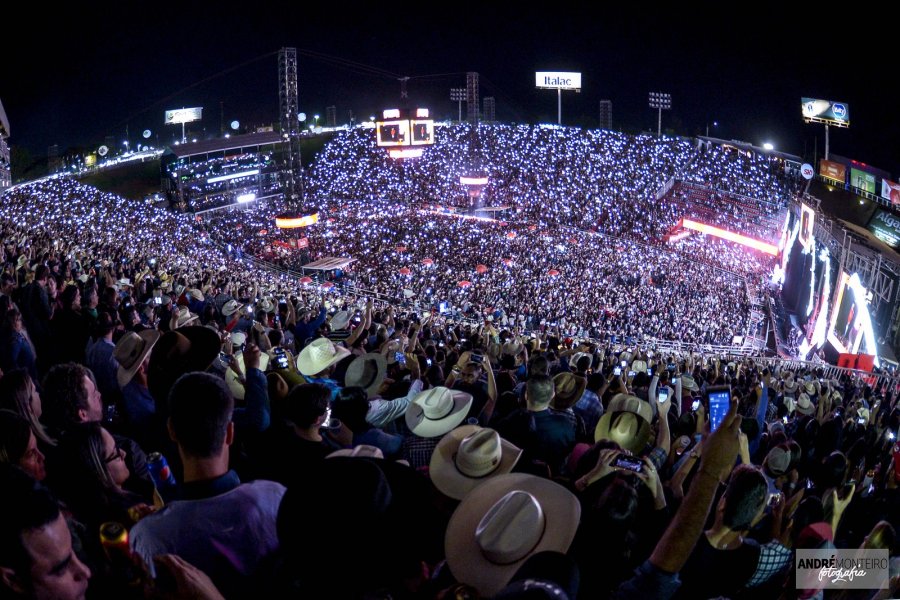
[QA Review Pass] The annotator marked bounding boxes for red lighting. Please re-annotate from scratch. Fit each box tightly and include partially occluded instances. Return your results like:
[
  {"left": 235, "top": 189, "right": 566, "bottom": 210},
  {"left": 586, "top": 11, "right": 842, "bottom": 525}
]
[{"left": 680, "top": 219, "right": 778, "bottom": 255}]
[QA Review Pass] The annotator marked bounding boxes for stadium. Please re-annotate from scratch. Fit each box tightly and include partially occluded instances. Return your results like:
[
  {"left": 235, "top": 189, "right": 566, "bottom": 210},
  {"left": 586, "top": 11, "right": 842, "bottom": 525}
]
[{"left": 0, "top": 45, "right": 898, "bottom": 600}]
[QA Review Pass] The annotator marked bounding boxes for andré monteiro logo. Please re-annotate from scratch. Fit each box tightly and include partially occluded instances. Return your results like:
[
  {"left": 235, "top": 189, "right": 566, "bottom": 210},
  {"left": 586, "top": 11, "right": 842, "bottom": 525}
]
[
  {"left": 832, "top": 103, "right": 848, "bottom": 119},
  {"left": 796, "top": 549, "right": 889, "bottom": 590}
]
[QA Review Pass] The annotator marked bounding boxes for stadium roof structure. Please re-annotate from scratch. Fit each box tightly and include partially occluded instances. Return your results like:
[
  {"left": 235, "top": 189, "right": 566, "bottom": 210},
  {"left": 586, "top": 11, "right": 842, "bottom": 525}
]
[
  {"left": 0, "top": 98, "right": 9, "bottom": 138},
  {"left": 164, "top": 131, "right": 284, "bottom": 159},
  {"left": 700, "top": 136, "right": 802, "bottom": 164},
  {"left": 302, "top": 257, "right": 357, "bottom": 271}
]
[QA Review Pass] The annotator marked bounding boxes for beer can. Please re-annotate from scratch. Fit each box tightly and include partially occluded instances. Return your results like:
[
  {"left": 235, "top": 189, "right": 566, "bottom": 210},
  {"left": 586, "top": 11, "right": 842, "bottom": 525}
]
[{"left": 147, "top": 452, "right": 177, "bottom": 489}]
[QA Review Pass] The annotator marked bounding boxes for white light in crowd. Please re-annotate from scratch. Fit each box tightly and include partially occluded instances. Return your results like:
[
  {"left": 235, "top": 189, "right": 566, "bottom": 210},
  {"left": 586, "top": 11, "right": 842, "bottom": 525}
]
[
  {"left": 207, "top": 169, "right": 260, "bottom": 184},
  {"left": 763, "top": 143, "right": 774, "bottom": 151}
]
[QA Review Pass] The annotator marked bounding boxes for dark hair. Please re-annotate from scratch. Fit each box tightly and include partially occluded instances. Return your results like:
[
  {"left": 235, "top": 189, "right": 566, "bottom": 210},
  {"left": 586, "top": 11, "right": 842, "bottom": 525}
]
[
  {"left": 281, "top": 383, "right": 330, "bottom": 428},
  {"left": 33, "top": 264, "right": 49, "bottom": 282},
  {"left": 168, "top": 372, "right": 233, "bottom": 458},
  {"left": 60, "top": 284, "right": 79, "bottom": 309},
  {"left": 40, "top": 363, "right": 96, "bottom": 433},
  {"left": 528, "top": 355, "right": 550, "bottom": 377},
  {"left": 0, "top": 464, "right": 61, "bottom": 574},
  {"left": 0, "top": 409, "right": 32, "bottom": 466},
  {"left": 526, "top": 374, "right": 554, "bottom": 406},
  {"left": 722, "top": 464, "right": 768, "bottom": 530},
  {"left": 333, "top": 386, "right": 370, "bottom": 432},
  {"left": 0, "top": 369, "right": 55, "bottom": 445},
  {"left": 818, "top": 451, "right": 849, "bottom": 491}
]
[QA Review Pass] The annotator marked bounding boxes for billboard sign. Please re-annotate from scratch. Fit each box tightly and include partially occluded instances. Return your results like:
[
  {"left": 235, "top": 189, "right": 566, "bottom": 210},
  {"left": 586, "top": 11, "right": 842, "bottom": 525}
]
[
  {"left": 164, "top": 107, "right": 203, "bottom": 125},
  {"left": 535, "top": 71, "right": 582, "bottom": 90},
  {"left": 881, "top": 179, "right": 900, "bottom": 205},
  {"left": 850, "top": 168, "right": 876, "bottom": 194},
  {"left": 867, "top": 209, "right": 900, "bottom": 250},
  {"left": 800, "top": 163, "right": 814, "bottom": 180},
  {"left": 819, "top": 159, "right": 847, "bottom": 183},
  {"left": 376, "top": 119, "right": 410, "bottom": 147},
  {"left": 801, "top": 97, "right": 850, "bottom": 127}
]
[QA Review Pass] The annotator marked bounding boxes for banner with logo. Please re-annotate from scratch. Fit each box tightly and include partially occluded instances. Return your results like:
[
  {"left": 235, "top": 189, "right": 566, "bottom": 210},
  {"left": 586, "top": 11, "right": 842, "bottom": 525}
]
[
  {"left": 867, "top": 209, "right": 900, "bottom": 249},
  {"left": 850, "top": 168, "right": 876, "bottom": 194},
  {"left": 820, "top": 159, "right": 847, "bottom": 183},
  {"left": 881, "top": 179, "right": 900, "bottom": 205},
  {"left": 297, "top": 237, "right": 309, "bottom": 249},
  {"left": 801, "top": 98, "right": 850, "bottom": 127}
]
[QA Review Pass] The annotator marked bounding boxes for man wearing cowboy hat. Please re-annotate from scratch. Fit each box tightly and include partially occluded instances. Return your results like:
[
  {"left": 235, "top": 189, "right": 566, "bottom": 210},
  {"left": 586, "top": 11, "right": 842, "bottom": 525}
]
[
  {"left": 114, "top": 329, "right": 161, "bottom": 445},
  {"left": 345, "top": 351, "right": 423, "bottom": 430},
  {"left": 296, "top": 337, "right": 351, "bottom": 400},
  {"left": 292, "top": 302, "right": 328, "bottom": 351},
  {"left": 401, "top": 386, "right": 474, "bottom": 470}
]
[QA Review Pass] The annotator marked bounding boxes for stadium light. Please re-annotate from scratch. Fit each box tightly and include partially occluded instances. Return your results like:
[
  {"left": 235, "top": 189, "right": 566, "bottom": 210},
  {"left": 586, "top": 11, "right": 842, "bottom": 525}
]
[
  {"left": 648, "top": 92, "right": 671, "bottom": 136},
  {"left": 706, "top": 120, "right": 718, "bottom": 137},
  {"left": 314, "top": 114, "right": 320, "bottom": 127},
  {"left": 763, "top": 142, "right": 774, "bottom": 151}
]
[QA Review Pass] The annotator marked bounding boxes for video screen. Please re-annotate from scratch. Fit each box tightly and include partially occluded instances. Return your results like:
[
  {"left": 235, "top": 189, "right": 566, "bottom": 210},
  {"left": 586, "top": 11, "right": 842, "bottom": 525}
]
[
  {"left": 411, "top": 120, "right": 434, "bottom": 145},
  {"left": 827, "top": 271, "right": 875, "bottom": 356},
  {"left": 376, "top": 120, "right": 410, "bottom": 147}
]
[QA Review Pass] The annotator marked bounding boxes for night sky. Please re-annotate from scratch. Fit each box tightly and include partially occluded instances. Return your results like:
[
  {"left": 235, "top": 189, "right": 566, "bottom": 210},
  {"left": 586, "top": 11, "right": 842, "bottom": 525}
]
[{"left": 4, "top": 4, "right": 896, "bottom": 176}]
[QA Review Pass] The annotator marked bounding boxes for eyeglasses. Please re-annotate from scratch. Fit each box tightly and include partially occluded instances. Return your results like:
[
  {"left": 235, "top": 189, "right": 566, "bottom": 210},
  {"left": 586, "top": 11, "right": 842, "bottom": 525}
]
[{"left": 103, "top": 445, "right": 125, "bottom": 464}]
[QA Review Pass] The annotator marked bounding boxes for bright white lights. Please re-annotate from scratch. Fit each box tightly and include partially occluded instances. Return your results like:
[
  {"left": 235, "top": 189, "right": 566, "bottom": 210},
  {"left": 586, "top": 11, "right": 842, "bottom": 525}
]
[
  {"left": 763, "top": 143, "right": 774, "bottom": 151},
  {"left": 207, "top": 169, "right": 260, "bottom": 184},
  {"left": 236, "top": 193, "right": 256, "bottom": 203}
]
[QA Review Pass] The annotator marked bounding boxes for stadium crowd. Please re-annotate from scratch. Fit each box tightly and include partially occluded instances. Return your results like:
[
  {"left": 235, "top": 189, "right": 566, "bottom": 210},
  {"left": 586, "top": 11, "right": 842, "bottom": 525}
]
[{"left": 0, "top": 123, "right": 895, "bottom": 600}]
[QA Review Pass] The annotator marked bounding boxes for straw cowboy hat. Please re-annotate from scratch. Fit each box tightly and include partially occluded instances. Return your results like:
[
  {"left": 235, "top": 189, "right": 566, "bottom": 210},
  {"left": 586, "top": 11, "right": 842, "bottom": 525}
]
[
  {"left": 296, "top": 337, "right": 351, "bottom": 377},
  {"left": 343, "top": 353, "right": 387, "bottom": 397},
  {"left": 680, "top": 374, "right": 700, "bottom": 392},
  {"left": 329, "top": 310, "right": 351, "bottom": 331},
  {"left": 430, "top": 425, "right": 522, "bottom": 500},
  {"left": 221, "top": 299, "right": 243, "bottom": 317},
  {"left": 444, "top": 473, "right": 580, "bottom": 597},
  {"left": 405, "top": 386, "right": 473, "bottom": 438},
  {"left": 551, "top": 372, "right": 586, "bottom": 410},
  {"left": 172, "top": 306, "right": 198, "bottom": 329},
  {"left": 795, "top": 393, "right": 815, "bottom": 416},
  {"left": 594, "top": 394, "right": 653, "bottom": 453},
  {"left": 114, "top": 330, "right": 161, "bottom": 388},
  {"left": 258, "top": 298, "right": 275, "bottom": 313},
  {"left": 326, "top": 445, "right": 385, "bottom": 460},
  {"left": 187, "top": 288, "right": 205, "bottom": 302}
]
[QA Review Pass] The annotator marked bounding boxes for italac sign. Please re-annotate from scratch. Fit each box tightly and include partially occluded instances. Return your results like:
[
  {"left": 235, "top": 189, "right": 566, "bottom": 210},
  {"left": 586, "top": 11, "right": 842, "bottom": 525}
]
[{"left": 535, "top": 72, "right": 582, "bottom": 90}]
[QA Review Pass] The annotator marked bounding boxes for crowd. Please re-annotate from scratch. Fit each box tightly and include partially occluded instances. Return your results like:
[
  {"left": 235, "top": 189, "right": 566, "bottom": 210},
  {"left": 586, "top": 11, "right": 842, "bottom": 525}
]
[{"left": 0, "top": 123, "right": 895, "bottom": 600}]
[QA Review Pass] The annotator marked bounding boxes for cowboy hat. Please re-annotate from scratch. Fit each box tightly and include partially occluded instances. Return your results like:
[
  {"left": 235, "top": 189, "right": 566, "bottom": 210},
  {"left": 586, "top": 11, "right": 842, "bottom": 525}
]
[
  {"left": 430, "top": 425, "right": 522, "bottom": 500},
  {"left": 114, "top": 330, "right": 161, "bottom": 388},
  {"left": 116, "top": 277, "right": 132, "bottom": 289},
  {"left": 187, "top": 288, "right": 204, "bottom": 302},
  {"left": 444, "top": 473, "right": 580, "bottom": 597},
  {"left": 225, "top": 351, "right": 271, "bottom": 400},
  {"left": 680, "top": 374, "right": 700, "bottom": 392},
  {"left": 330, "top": 310, "right": 351, "bottom": 331},
  {"left": 343, "top": 353, "right": 387, "bottom": 397},
  {"left": 803, "top": 381, "right": 816, "bottom": 395},
  {"left": 501, "top": 341, "right": 524, "bottom": 357},
  {"left": 296, "top": 337, "right": 351, "bottom": 377},
  {"left": 173, "top": 306, "right": 198, "bottom": 328},
  {"left": 258, "top": 298, "right": 275, "bottom": 313},
  {"left": 147, "top": 326, "right": 221, "bottom": 403},
  {"left": 221, "top": 299, "right": 242, "bottom": 317},
  {"left": 405, "top": 386, "right": 473, "bottom": 438},
  {"left": 551, "top": 372, "right": 586, "bottom": 410},
  {"left": 327, "top": 445, "right": 385, "bottom": 460},
  {"left": 795, "top": 393, "right": 815, "bottom": 416},
  {"left": 569, "top": 351, "right": 591, "bottom": 371},
  {"left": 594, "top": 394, "right": 653, "bottom": 453}
]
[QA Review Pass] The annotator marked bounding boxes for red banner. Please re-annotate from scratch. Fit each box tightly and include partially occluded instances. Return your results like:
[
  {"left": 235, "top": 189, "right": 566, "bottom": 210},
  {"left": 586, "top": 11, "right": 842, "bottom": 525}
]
[
  {"left": 819, "top": 159, "right": 846, "bottom": 183},
  {"left": 297, "top": 237, "right": 309, "bottom": 249}
]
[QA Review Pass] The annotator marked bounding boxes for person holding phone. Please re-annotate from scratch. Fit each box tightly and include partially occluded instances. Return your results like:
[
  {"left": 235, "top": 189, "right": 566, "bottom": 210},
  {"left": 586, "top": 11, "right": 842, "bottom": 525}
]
[{"left": 446, "top": 350, "right": 497, "bottom": 425}]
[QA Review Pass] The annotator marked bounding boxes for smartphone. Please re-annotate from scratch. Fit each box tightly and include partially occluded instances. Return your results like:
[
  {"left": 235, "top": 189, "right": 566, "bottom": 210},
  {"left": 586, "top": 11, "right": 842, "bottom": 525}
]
[
  {"left": 857, "top": 416, "right": 867, "bottom": 425},
  {"left": 706, "top": 386, "right": 731, "bottom": 432},
  {"left": 219, "top": 352, "right": 234, "bottom": 368},
  {"left": 628, "top": 370, "right": 637, "bottom": 378},
  {"left": 153, "top": 296, "right": 162, "bottom": 305},
  {"left": 395, "top": 351, "right": 406, "bottom": 366},
  {"left": 426, "top": 358, "right": 432, "bottom": 367},
  {"left": 471, "top": 354, "right": 484, "bottom": 364},
  {"left": 613, "top": 455, "right": 644, "bottom": 473},
  {"left": 768, "top": 492, "right": 783, "bottom": 507},
  {"left": 658, "top": 388, "right": 669, "bottom": 404},
  {"left": 888, "top": 431, "right": 897, "bottom": 441},
  {"left": 691, "top": 399, "right": 701, "bottom": 411},
  {"left": 614, "top": 366, "right": 622, "bottom": 376},
  {"left": 782, "top": 416, "right": 788, "bottom": 424},
  {"left": 667, "top": 363, "right": 676, "bottom": 372},
  {"left": 273, "top": 348, "right": 289, "bottom": 370},
  {"left": 806, "top": 478, "right": 814, "bottom": 490},
  {"left": 620, "top": 360, "right": 627, "bottom": 368}
]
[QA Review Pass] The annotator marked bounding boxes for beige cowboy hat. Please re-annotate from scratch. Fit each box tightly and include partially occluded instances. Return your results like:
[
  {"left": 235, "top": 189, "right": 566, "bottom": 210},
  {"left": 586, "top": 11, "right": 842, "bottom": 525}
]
[
  {"left": 430, "top": 425, "right": 522, "bottom": 501},
  {"left": 594, "top": 394, "right": 653, "bottom": 453},
  {"left": 296, "top": 337, "right": 351, "bottom": 377},
  {"left": 343, "top": 353, "right": 387, "bottom": 397},
  {"left": 114, "top": 330, "right": 161, "bottom": 388},
  {"left": 444, "top": 473, "right": 580, "bottom": 597},
  {"left": 221, "top": 299, "right": 243, "bottom": 317},
  {"left": 550, "top": 372, "right": 586, "bottom": 410},
  {"left": 405, "top": 386, "right": 473, "bottom": 439},
  {"left": 329, "top": 310, "right": 351, "bottom": 331}
]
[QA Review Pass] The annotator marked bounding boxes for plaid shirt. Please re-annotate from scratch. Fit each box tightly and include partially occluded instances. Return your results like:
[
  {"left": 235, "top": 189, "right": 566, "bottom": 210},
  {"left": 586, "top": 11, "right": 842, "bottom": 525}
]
[
  {"left": 747, "top": 540, "right": 792, "bottom": 587},
  {"left": 646, "top": 445, "right": 668, "bottom": 471},
  {"left": 574, "top": 389, "right": 604, "bottom": 435},
  {"left": 401, "top": 435, "right": 440, "bottom": 474}
]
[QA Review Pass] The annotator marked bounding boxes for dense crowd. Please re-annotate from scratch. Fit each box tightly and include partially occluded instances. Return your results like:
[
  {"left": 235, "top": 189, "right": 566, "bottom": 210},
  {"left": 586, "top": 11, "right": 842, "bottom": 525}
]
[{"left": 0, "top": 124, "right": 895, "bottom": 600}]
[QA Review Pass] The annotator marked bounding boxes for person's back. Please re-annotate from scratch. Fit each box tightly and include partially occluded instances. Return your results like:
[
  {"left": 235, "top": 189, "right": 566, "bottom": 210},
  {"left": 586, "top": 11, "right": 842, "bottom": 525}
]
[{"left": 129, "top": 372, "right": 285, "bottom": 598}]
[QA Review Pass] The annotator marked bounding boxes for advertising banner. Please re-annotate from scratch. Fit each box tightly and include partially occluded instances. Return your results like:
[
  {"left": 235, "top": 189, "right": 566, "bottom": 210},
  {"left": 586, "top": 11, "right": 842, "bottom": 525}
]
[
  {"left": 820, "top": 159, "right": 847, "bottom": 183},
  {"left": 881, "top": 179, "right": 900, "bottom": 205},
  {"left": 164, "top": 107, "right": 203, "bottom": 124},
  {"left": 535, "top": 72, "right": 582, "bottom": 90},
  {"left": 850, "top": 168, "right": 876, "bottom": 194},
  {"left": 801, "top": 98, "right": 850, "bottom": 127},
  {"left": 867, "top": 209, "right": 900, "bottom": 250}
]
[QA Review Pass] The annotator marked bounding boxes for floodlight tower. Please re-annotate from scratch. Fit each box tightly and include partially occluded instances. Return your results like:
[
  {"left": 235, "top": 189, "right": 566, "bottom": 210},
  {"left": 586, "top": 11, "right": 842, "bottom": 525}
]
[{"left": 648, "top": 92, "right": 671, "bottom": 136}]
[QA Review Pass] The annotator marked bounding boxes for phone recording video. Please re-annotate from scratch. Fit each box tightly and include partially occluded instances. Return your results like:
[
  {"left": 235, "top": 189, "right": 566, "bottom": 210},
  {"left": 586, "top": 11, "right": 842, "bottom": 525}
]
[
  {"left": 657, "top": 388, "right": 669, "bottom": 404},
  {"left": 691, "top": 399, "right": 701, "bottom": 412},
  {"left": 273, "top": 348, "right": 289, "bottom": 370},
  {"left": 613, "top": 455, "right": 644, "bottom": 473},
  {"left": 613, "top": 366, "right": 622, "bottom": 376},
  {"left": 706, "top": 386, "right": 731, "bottom": 432},
  {"left": 471, "top": 353, "right": 484, "bottom": 364},
  {"left": 395, "top": 351, "right": 407, "bottom": 366}
]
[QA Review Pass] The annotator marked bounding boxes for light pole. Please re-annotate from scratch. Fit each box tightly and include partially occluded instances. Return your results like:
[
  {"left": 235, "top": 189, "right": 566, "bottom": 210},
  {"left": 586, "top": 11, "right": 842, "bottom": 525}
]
[
  {"left": 450, "top": 88, "right": 466, "bottom": 122},
  {"left": 648, "top": 92, "right": 671, "bottom": 137},
  {"left": 313, "top": 114, "right": 320, "bottom": 128},
  {"left": 706, "top": 120, "right": 718, "bottom": 137}
]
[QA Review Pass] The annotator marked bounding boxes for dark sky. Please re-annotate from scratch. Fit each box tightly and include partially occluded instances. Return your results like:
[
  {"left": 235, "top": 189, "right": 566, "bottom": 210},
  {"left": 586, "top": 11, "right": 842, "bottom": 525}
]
[{"left": 4, "top": 4, "right": 896, "bottom": 176}]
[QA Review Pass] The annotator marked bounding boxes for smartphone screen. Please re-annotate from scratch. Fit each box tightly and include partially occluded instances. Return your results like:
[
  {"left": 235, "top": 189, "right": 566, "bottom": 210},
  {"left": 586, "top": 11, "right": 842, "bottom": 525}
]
[
  {"left": 707, "top": 387, "right": 731, "bottom": 432},
  {"left": 395, "top": 352, "right": 406, "bottom": 366},
  {"left": 691, "top": 399, "right": 700, "bottom": 411},
  {"left": 658, "top": 388, "right": 669, "bottom": 404},
  {"left": 613, "top": 455, "right": 643, "bottom": 473},
  {"left": 614, "top": 366, "right": 622, "bottom": 376}
]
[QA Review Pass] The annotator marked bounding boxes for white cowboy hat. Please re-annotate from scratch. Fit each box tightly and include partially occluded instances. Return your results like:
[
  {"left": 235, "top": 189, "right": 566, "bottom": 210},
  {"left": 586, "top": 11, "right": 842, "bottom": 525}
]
[
  {"left": 221, "top": 299, "right": 243, "bottom": 317},
  {"left": 113, "top": 330, "right": 161, "bottom": 388},
  {"left": 173, "top": 306, "right": 198, "bottom": 328},
  {"left": 330, "top": 310, "right": 351, "bottom": 331},
  {"left": 343, "top": 353, "right": 387, "bottom": 397},
  {"left": 296, "top": 337, "right": 351, "bottom": 377},
  {"left": 116, "top": 277, "right": 133, "bottom": 289},
  {"left": 405, "top": 386, "right": 473, "bottom": 438},
  {"left": 187, "top": 288, "right": 205, "bottom": 302},
  {"left": 444, "top": 473, "right": 580, "bottom": 597},
  {"left": 795, "top": 393, "right": 815, "bottom": 416},
  {"left": 430, "top": 425, "right": 522, "bottom": 500},
  {"left": 326, "top": 445, "right": 385, "bottom": 460}
]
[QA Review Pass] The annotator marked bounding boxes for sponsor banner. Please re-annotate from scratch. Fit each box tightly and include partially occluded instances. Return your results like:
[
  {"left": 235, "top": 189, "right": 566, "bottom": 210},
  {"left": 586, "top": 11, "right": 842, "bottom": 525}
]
[
  {"left": 164, "top": 107, "right": 203, "bottom": 124},
  {"left": 535, "top": 71, "right": 582, "bottom": 90},
  {"left": 795, "top": 549, "right": 888, "bottom": 591},
  {"left": 850, "top": 168, "right": 876, "bottom": 194},
  {"left": 801, "top": 97, "right": 850, "bottom": 127},
  {"left": 800, "top": 163, "right": 814, "bottom": 180},
  {"left": 297, "top": 237, "right": 309, "bottom": 249},
  {"left": 881, "top": 179, "right": 900, "bottom": 205},
  {"left": 820, "top": 159, "right": 847, "bottom": 183},
  {"left": 867, "top": 209, "right": 900, "bottom": 249}
]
